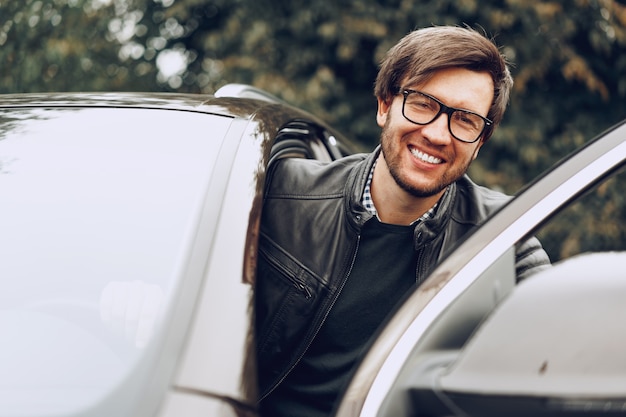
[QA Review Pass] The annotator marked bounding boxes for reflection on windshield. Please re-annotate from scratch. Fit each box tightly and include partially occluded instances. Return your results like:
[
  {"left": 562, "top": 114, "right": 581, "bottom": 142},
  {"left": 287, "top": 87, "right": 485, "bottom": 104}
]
[
  {"left": 0, "top": 107, "right": 231, "bottom": 416},
  {"left": 99, "top": 280, "right": 165, "bottom": 349}
]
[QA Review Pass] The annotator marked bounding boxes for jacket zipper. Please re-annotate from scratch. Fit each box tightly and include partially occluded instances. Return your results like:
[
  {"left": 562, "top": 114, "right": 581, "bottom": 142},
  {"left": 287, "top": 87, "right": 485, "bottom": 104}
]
[
  {"left": 259, "top": 234, "right": 362, "bottom": 401},
  {"left": 415, "top": 238, "right": 438, "bottom": 285},
  {"left": 260, "top": 246, "right": 313, "bottom": 299}
]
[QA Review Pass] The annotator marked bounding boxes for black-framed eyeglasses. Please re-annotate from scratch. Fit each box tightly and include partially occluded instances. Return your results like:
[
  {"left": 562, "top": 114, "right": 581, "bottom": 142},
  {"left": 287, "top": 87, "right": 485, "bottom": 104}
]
[{"left": 398, "top": 88, "right": 492, "bottom": 143}]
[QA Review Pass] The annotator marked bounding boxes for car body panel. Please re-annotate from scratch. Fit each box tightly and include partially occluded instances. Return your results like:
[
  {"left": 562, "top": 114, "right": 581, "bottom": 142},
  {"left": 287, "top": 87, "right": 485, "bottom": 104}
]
[
  {"left": 171, "top": 116, "right": 260, "bottom": 397},
  {"left": 0, "top": 90, "right": 354, "bottom": 417}
]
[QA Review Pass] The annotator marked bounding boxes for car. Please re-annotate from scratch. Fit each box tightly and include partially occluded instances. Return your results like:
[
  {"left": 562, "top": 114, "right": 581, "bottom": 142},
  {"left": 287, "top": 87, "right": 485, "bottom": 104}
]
[
  {"left": 335, "top": 118, "right": 626, "bottom": 417},
  {"left": 0, "top": 84, "right": 359, "bottom": 417},
  {"left": 3, "top": 83, "right": 625, "bottom": 417}
]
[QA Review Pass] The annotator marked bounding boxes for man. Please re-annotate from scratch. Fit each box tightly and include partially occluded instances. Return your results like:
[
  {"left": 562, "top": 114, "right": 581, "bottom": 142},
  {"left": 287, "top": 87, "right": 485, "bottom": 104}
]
[{"left": 255, "top": 26, "right": 550, "bottom": 416}]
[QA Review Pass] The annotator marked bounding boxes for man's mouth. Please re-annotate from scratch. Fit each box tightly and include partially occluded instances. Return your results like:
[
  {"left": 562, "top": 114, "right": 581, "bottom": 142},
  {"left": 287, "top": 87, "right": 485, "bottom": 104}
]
[{"left": 410, "top": 146, "right": 443, "bottom": 164}]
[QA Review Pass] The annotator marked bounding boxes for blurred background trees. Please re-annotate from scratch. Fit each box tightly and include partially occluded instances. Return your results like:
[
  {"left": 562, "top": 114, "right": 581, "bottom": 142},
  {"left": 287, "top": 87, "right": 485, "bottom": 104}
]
[{"left": 2, "top": 0, "right": 626, "bottom": 259}]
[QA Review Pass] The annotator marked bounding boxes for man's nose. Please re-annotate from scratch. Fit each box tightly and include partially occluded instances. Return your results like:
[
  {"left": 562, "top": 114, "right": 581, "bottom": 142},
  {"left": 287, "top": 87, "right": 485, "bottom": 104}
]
[{"left": 419, "top": 113, "right": 452, "bottom": 145}]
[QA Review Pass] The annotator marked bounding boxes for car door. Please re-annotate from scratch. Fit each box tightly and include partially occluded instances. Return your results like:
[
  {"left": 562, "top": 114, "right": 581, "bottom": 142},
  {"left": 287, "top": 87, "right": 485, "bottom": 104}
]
[{"left": 335, "top": 120, "right": 626, "bottom": 417}]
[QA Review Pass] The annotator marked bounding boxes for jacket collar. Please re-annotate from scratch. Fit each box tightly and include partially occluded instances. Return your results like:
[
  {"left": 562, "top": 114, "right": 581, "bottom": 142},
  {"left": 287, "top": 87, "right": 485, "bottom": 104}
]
[
  {"left": 346, "top": 147, "right": 381, "bottom": 228},
  {"left": 414, "top": 183, "right": 456, "bottom": 247}
]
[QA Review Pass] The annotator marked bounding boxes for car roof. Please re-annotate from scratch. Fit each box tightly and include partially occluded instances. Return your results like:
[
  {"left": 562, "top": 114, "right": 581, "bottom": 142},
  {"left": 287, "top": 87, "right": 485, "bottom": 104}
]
[
  {"left": 0, "top": 91, "right": 280, "bottom": 119},
  {"left": 0, "top": 90, "right": 362, "bottom": 154}
]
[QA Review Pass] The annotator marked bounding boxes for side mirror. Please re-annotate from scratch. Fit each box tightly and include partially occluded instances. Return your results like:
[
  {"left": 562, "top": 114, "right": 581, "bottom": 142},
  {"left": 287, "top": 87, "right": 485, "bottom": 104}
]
[{"left": 436, "top": 252, "right": 626, "bottom": 416}]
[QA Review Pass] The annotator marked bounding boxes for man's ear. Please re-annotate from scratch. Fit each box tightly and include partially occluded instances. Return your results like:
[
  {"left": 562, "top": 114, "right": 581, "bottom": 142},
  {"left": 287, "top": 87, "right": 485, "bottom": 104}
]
[{"left": 376, "top": 97, "right": 391, "bottom": 128}]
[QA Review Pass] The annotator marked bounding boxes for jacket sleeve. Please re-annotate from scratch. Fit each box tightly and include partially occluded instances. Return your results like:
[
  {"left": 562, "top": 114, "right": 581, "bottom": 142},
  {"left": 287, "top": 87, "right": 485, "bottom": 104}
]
[{"left": 515, "top": 236, "right": 551, "bottom": 282}]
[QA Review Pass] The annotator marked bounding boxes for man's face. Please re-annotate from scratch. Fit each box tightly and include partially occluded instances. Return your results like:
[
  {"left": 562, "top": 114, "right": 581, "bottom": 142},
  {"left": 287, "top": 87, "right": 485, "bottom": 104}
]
[{"left": 376, "top": 67, "right": 494, "bottom": 199}]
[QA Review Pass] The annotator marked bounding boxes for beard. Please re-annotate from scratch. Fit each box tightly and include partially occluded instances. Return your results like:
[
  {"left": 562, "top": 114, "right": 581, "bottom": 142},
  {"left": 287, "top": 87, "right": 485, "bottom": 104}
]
[{"left": 379, "top": 119, "right": 474, "bottom": 198}]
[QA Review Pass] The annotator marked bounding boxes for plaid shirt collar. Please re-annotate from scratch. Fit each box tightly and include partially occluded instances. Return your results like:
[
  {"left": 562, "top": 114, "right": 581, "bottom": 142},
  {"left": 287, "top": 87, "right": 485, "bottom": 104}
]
[{"left": 362, "top": 160, "right": 438, "bottom": 225}]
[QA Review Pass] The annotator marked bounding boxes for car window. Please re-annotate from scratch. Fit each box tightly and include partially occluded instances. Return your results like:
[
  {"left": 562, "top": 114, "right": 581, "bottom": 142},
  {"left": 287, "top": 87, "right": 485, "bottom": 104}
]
[
  {"left": 537, "top": 164, "right": 626, "bottom": 262},
  {"left": 0, "top": 107, "right": 232, "bottom": 416}
]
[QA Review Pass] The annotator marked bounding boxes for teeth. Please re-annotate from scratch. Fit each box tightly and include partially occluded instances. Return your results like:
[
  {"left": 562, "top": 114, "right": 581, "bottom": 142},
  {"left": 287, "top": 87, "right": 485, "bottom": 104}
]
[{"left": 411, "top": 148, "right": 442, "bottom": 164}]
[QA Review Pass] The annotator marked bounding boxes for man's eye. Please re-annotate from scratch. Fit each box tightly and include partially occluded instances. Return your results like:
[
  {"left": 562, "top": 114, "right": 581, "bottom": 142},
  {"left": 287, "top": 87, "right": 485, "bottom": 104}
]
[
  {"left": 409, "top": 98, "right": 434, "bottom": 110},
  {"left": 454, "top": 112, "right": 481, "bottom": 129}
]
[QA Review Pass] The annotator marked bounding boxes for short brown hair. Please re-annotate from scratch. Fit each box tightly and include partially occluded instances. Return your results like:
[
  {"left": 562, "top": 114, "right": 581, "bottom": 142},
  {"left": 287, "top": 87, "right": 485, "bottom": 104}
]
[{"left": 374, "top": 26, "right": 513, "bottom": 142}]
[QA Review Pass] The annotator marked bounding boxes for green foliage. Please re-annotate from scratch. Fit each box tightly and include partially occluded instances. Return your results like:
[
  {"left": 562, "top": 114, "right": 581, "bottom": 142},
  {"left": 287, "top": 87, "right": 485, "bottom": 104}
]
[
  {"left": 537, "top": 167, "right": 626, "bottom": 262},
  {"left": 0, "top": 0, "right": 166, "bottom": 91},
  {"left": 2, "top": 0, "right": 626, "bottom": 256}
]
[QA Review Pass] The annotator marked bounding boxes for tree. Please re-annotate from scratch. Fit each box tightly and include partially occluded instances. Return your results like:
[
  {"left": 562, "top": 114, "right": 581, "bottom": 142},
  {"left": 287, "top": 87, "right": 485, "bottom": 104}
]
[
  {"left": 108, "top": 0, "right": 625, "bottom": 190},
  {"left": 0, "top": 0, "right": 150, "bottom": 92},
  {"left": 2, "top": 0, "right": 626, "bottom": 259}
]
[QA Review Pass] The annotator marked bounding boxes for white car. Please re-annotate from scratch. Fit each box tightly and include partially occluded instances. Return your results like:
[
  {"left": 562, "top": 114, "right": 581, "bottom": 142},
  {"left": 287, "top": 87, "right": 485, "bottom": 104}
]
[
  {"left": 3, "top": 83, "right": 625, "bottom": 417},
  {"left": 0, "top": 85, "right": 355, "bottom": 417}
]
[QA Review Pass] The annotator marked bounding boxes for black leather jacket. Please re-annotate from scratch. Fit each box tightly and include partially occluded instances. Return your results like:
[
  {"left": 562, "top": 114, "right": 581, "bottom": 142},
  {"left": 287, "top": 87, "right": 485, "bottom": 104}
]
[{"left": 255, "top": 148, "right": 550, "bottom": 400}]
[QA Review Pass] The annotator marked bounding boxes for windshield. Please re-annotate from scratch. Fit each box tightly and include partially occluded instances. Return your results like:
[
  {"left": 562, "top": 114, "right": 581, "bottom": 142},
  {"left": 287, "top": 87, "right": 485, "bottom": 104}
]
[{"left": 0, "top": 107, "right": 232, "bottom": 416}]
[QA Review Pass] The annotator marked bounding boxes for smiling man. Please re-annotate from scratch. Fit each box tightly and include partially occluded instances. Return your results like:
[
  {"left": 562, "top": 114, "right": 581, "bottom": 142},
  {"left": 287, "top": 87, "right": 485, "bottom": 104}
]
[
  {"left": 255, "top": 26, "right": 551, "bottom": 417},
  {"left": 374, "top": 66, "right": 493, "bottom": 224}
]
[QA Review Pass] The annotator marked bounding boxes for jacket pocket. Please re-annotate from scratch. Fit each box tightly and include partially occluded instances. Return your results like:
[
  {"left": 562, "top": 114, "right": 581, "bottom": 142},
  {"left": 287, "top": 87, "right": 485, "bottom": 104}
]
[
  {"left": 259, "top": 238, "right": 313, "bottom": 299},
  {"left": 254, "top": 233, "right": 329, "bottom": 390}
]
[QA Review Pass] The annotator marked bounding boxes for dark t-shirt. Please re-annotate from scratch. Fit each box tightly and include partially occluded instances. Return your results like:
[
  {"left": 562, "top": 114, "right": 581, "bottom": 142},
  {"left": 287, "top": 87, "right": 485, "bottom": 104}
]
[{"left": 261, "top": 219, "right": 418, "bottom": 417}]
